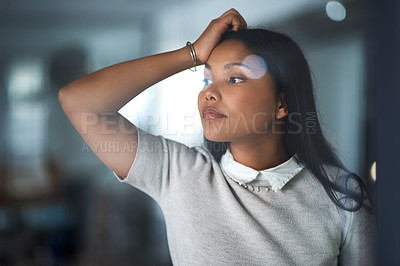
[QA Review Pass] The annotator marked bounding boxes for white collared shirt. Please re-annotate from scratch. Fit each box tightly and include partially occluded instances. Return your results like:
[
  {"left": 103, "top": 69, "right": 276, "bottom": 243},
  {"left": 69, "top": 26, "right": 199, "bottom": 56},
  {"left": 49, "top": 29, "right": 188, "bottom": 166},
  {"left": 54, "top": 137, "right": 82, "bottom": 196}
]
[{"left": 220, "top": 148, "right": 304, "bottom": 192}]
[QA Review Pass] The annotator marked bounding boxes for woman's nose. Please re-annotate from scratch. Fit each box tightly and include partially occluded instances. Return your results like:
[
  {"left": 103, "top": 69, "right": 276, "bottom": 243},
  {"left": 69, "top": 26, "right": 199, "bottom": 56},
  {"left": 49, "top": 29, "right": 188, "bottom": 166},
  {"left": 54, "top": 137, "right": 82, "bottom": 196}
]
[
  {"left": 203, "top": 85, "right": 220, "bottom": 102},
  {"left": 206, "top": 91, "right": 216, "bottom": 101}
]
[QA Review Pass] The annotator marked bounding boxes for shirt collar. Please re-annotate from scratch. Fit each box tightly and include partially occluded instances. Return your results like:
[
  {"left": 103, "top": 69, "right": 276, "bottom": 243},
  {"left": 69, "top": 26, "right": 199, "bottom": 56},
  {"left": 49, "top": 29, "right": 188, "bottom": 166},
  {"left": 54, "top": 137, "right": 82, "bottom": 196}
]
[{"left": 220, "top": 148, "right": 304, "bottom": 192}]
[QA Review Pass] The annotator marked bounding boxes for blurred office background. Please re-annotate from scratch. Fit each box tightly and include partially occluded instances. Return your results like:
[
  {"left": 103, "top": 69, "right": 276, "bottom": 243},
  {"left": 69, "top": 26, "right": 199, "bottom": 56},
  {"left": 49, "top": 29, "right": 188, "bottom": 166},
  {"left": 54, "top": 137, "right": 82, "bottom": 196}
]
[{"left": 0, "top": 0, "right": 398, "bottom": 265}]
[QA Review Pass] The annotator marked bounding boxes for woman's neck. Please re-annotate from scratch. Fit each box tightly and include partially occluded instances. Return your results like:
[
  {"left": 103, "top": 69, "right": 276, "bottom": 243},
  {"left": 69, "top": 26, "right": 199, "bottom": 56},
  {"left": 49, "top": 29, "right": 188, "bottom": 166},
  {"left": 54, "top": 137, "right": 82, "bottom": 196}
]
[{"left": 229, "top": 134, "right": 290, "bottom": 171}]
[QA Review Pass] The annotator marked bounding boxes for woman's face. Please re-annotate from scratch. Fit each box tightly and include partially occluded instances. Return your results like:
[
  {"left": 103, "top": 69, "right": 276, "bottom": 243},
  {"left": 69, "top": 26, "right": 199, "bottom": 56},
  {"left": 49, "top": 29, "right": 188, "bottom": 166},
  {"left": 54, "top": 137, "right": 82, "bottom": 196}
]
[{"left": 198, "top": 39, "right": 286, "bottom": 143}]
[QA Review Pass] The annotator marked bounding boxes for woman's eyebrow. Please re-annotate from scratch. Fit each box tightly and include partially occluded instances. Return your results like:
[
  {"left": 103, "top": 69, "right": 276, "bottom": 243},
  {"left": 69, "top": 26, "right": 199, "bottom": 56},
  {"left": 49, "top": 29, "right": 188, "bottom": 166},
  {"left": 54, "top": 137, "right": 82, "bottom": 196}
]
[
  {"left": 204, "top": 62, "right": 251, "bottom": 70},
  {"left": 224, "top": 62, "right": 251, "bottom": 70}
]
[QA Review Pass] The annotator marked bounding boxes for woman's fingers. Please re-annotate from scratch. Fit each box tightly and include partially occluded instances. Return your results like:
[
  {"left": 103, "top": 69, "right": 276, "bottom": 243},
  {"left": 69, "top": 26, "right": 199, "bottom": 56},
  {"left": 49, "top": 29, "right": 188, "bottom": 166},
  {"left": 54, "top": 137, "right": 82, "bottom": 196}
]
[
  {"left": 229, "top": 14, "right": 244, "bottom": 31},
  {"left": 193, "top": 9, "right": 247, "bottom": 64},
  {"left": 219, "top": 8, "right": 247, "bottom": 30}
]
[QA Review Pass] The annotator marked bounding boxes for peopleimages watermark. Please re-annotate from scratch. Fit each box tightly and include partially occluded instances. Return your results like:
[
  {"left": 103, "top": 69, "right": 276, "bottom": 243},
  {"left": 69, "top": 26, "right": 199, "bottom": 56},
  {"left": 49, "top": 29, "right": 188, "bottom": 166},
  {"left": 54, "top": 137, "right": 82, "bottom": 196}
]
[
  {"left": 80, "top": 111, "right": 318, "bottom": 152},
  {"left": 81, "top": 111, "right": 318, "bottom": 134}
]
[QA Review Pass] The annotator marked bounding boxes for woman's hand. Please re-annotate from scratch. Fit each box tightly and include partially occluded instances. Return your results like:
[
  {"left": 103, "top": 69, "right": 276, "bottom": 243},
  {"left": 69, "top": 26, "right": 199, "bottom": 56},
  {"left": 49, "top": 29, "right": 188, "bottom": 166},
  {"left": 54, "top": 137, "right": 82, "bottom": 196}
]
[{"left": 194, "top": 8, "right": 247, "bottom": 64}]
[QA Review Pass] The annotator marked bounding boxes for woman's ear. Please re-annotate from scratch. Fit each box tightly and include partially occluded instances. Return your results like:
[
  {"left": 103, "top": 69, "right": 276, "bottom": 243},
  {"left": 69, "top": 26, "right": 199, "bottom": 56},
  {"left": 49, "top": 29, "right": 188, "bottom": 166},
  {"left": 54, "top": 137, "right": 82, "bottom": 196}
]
[{"left": 275, "top": 92, "right": 288, "bottom": 119}]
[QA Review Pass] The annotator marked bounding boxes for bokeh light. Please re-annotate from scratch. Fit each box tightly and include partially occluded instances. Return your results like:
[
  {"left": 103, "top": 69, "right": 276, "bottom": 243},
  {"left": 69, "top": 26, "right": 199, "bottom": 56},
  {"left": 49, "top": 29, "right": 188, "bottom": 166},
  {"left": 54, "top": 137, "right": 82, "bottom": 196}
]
[{"left": 326, "top": 1, "right": 347, "bottom": 22}]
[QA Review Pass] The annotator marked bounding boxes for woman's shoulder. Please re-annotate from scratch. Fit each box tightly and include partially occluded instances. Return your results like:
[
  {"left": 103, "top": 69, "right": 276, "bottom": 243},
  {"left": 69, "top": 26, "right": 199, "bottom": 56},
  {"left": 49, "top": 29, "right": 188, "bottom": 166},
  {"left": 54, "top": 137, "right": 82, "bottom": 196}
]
[
  {"left": 295, "top": 163, "right": 368, "bottom": 209},
  {"left": 300, "top": 163, "right": 360, "bottom": 189},
  {"left": 136, "top": 127, "right": 215, "bottom": 165}
]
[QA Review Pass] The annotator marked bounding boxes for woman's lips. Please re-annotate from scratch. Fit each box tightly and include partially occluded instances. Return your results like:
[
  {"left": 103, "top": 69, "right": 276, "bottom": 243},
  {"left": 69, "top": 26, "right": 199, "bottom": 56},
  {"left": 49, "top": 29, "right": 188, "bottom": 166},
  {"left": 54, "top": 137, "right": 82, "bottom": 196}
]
[{"left": 202, "top": 107, "right": 227, "bottom": 120}]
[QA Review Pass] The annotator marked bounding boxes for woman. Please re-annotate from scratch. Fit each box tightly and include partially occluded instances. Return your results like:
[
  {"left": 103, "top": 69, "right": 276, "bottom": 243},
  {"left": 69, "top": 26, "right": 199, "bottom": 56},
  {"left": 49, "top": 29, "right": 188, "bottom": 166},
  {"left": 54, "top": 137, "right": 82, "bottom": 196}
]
[{"left": 59, "top": 9, "right": 374, "bottom": 265}]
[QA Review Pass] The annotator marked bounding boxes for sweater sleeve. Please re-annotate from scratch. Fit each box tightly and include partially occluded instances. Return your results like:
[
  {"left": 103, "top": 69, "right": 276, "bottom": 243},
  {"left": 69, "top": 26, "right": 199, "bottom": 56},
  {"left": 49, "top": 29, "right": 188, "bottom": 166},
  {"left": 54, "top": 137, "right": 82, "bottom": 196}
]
[
  {"left": 114, "top": 128, "right": 210, "bottom": 203},
  {"left": 338, "top": 205, "right": 376, "bottom": 265}
]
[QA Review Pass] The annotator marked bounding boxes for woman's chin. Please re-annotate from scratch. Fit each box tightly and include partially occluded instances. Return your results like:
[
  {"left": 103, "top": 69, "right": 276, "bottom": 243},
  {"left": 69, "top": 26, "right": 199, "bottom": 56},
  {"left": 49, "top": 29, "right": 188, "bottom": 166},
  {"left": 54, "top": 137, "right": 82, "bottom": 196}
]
[{"left": 204, "top": 132, "right": 229, "bottom": 143}]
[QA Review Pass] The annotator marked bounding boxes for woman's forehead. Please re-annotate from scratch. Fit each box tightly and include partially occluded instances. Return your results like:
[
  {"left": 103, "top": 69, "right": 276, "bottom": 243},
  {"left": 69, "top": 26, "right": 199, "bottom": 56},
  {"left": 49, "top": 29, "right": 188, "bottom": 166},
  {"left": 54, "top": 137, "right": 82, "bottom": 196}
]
[
  {"left": 207, "top": 39, "right": 252, "bottom": 64},
  {"left": 205, "top": 40, "right": 267, "bottom": 79}
]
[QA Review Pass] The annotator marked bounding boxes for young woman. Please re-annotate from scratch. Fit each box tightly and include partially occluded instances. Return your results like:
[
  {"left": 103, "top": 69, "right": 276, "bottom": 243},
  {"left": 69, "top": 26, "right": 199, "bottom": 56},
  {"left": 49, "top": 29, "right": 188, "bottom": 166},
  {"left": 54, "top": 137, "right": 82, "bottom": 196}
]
[{"left": 59, "top": 9, "right": 375, "bottom": 265}]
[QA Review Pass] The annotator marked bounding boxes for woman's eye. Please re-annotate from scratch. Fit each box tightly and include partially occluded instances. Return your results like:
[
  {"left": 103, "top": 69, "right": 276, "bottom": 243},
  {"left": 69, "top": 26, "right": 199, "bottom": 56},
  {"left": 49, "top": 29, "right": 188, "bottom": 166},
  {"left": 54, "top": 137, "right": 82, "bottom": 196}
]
[
  {"left": 229, "top": 77, "right": 245, "bottom": 84},
  {"left": 203, "top": 78, "right": 213, "bottom": 86}
]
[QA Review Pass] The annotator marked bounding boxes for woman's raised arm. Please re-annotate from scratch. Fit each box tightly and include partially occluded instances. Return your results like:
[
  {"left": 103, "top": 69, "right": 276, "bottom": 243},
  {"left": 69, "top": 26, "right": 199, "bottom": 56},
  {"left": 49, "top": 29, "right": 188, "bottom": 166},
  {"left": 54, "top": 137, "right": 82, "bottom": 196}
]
[{"left": 58, "top": 8, "right": 246, "bottom": 178}]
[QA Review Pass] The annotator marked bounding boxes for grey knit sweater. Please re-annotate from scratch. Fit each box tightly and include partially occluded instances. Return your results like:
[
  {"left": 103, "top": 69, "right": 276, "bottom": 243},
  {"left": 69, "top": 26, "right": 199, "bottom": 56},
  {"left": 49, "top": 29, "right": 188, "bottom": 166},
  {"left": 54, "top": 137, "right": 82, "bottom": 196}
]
[{"left": 117, "top": 128, "right": 375, "bottom": 266}]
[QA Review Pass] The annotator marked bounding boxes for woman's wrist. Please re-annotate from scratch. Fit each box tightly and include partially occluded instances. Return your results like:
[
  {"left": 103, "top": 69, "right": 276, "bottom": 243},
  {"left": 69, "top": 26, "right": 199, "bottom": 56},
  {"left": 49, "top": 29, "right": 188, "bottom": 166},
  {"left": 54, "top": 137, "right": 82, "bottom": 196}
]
[{"left": 171, "top": 45, "right": 201, "bottom": 71}]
